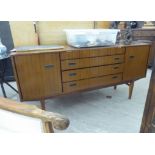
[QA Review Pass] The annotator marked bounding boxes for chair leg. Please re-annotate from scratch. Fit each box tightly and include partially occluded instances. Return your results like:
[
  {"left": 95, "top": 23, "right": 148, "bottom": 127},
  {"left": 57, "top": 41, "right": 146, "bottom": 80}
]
[
  {"left": 128, "top": 81, "right": 134, "bottom": 99},
  {"left": 40, "top": 99, "right": 46, "bottom": 110},
  {"left": 114, "top": 85, "right": 117, "bottom": 90},
  {"left": 0, "top": 82, "right": 7, "bottom": 98},
  {"left": 5, "top": 82, "right": 18, "bottom": 93}
]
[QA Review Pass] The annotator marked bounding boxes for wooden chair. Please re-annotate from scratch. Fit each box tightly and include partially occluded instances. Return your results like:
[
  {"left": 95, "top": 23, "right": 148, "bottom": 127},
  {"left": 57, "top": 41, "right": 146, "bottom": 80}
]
[{"left": 0, "top": 97, "right": 69, "bottom": 133}]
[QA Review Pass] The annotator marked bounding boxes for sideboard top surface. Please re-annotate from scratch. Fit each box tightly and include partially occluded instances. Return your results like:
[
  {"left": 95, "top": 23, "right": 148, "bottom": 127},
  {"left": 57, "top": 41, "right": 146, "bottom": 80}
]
[{"left": 11, "top": 42, "right": 151, "bottom": 56}]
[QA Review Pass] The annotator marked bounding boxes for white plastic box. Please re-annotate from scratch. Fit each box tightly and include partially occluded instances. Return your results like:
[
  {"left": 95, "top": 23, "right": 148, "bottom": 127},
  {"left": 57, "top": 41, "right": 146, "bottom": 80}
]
[{"left": 64, "top": 29, "right": 120, "bottom": 48}]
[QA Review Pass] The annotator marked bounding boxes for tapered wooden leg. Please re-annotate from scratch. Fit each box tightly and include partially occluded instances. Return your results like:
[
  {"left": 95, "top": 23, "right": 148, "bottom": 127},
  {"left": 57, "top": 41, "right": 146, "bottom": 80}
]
[
  {"left": 114, "top": 85, "right": 117, "bottom": 90},
  {"left": 128, "top": 82, "right": 134, "bottom": 99},
  {"left": 40, "top": 99, "right": 46, "bottom": 110}
]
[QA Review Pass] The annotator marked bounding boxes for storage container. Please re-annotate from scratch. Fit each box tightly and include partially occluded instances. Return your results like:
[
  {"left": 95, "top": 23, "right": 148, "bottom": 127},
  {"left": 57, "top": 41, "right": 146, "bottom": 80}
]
[{"left": 64, "top": 29, "right": 120, "bottom": 48}]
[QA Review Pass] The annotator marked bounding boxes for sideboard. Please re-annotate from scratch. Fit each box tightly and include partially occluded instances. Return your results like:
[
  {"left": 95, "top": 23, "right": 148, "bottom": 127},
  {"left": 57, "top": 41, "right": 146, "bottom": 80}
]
[{"left": 11, "top": 43, "right": 150, "bottom": 109}]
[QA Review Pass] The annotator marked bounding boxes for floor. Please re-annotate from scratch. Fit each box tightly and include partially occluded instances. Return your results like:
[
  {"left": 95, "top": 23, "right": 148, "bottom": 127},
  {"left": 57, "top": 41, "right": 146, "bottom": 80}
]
[{"left": 0, "top": 69, "right": 152, "bottom": 133}]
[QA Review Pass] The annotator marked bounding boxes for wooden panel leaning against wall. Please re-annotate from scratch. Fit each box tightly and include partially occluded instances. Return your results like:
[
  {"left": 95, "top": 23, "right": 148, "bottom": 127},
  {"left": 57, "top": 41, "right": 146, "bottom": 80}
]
[
  {"left": 9, "top": 21, "right": 38, "bottom": 47},
  {"left": 37, "top": 21, "right": 94, "bottom": 45},
  {"left": 37, "top": 21, "right": 111, "bottom": 45},
  {"left": 9, "top": 21, "right": 111, "bottom": 47},
  {"left": 94, "top": 21, "right": 111, "bottom": 29}
]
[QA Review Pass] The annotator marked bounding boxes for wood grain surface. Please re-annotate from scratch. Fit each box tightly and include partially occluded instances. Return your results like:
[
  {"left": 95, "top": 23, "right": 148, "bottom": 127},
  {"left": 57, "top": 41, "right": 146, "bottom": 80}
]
[{"left": 0, "top": 97, "right": 69, "bottom": 131}]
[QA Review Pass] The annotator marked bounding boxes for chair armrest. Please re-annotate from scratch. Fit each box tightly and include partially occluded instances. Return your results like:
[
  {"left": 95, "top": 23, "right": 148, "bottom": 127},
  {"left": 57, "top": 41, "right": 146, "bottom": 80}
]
[{"left": 0, "top": 97, "right": 69, "bottom": 130}]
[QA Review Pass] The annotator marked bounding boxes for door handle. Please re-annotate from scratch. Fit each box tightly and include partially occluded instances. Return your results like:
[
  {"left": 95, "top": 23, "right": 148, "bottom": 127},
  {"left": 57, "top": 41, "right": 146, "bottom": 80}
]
[
  {"left": 114, "top": 57, "right": 120, "bottom": 60},
  {"left": 113, "top": 66, "right": 119, "bottom": 69},
  {"left": 112, "top": 76, "right": 118, "bottom": 79},
  {"left": 68, "top": 62, "right": 76, "bottom": 66},
  {"left": 129, "top": 55, "right": 135, "bottom": 59},
  {"left": 69, "top": 73, "right": 77, "bottom": 76},
  {"left": 69, "top": 83, "right": 77, "bottom": 87},
  {"left": 44, "top": 64, "right": 54, "bottom": 69}
]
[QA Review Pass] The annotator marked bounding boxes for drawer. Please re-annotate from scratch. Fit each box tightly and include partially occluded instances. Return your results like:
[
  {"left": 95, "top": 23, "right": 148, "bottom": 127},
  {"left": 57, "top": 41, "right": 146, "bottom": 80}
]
[
  {"left": 63, "top": 73, "right": 122, "bottom": 93},
  {"left": 62, "top": 64, "right": 124, "bottom": 82},
  {"left": 61, "top": 54, "right": 124, "bottom": 70},
  {"left": 61, "top": 47, "right": 125, "bottom": 60}
]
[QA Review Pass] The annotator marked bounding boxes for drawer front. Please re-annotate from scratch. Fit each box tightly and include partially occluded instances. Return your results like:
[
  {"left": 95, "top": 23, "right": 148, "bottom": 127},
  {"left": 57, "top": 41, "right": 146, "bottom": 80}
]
[
  {"left": 62, "top": 64, "right": 124, "bottom": 82},
  {"left": 61, "top": 47, "right": 125, "bottom": 60},
  {"left": 61, "top": 54, "right": 124, "bottom": 70},
  {"left": 63, "top": 73, "right": 122, "bottom": 93}
]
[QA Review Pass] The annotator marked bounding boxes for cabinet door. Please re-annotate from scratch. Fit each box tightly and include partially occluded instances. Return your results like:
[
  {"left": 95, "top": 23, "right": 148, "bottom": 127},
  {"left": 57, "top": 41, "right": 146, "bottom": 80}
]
[
  {"left": 14, "top": 53, "right": 62, "bottom": 100},
  {"left": 123, "top": 45, "right": 150, "bottom": 81}
]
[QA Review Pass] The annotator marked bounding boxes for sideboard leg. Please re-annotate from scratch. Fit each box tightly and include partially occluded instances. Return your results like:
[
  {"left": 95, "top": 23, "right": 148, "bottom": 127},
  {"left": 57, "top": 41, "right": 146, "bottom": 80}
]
[
  {"left": 114, "top": 85, "right": 117, "bottom": 90},
  {"left": 128, "top": 81, "right": 134, "bottom": 99},
  {"left": 40, "top": 99, "right": 46, "bottom": 110}
]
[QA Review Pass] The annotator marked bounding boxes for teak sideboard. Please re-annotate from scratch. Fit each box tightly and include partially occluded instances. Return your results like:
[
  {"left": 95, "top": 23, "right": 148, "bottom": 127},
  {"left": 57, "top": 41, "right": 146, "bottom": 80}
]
[{"left": 11, "top": 43, "right": 150, "bottom": 110}]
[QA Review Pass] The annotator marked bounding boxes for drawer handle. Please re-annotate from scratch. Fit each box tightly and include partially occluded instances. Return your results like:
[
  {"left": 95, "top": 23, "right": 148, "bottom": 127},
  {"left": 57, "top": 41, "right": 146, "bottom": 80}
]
[
  {"left": 44, "top": 64, "right": 54, "bottom": 68},
  {"left": 129, "top": 56, "right": 135, "bottom": 59},
  {"left": 112, "top": 76, "right": 118, "bottom": 79},
  {"left": 114, "top": 57, "right": 120, "bottom": 60},
  {"left": 68, "top": 62, "right": 76, "bottom": 66},
  {"left": 69, "top": 73, "right": 77, "bottom": 76},
  {"left": 113, "top": 66, "right": 119, "bottom": 69},
  {"left": 69, "top": 83, "right": 77, "bottom": 87}
]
